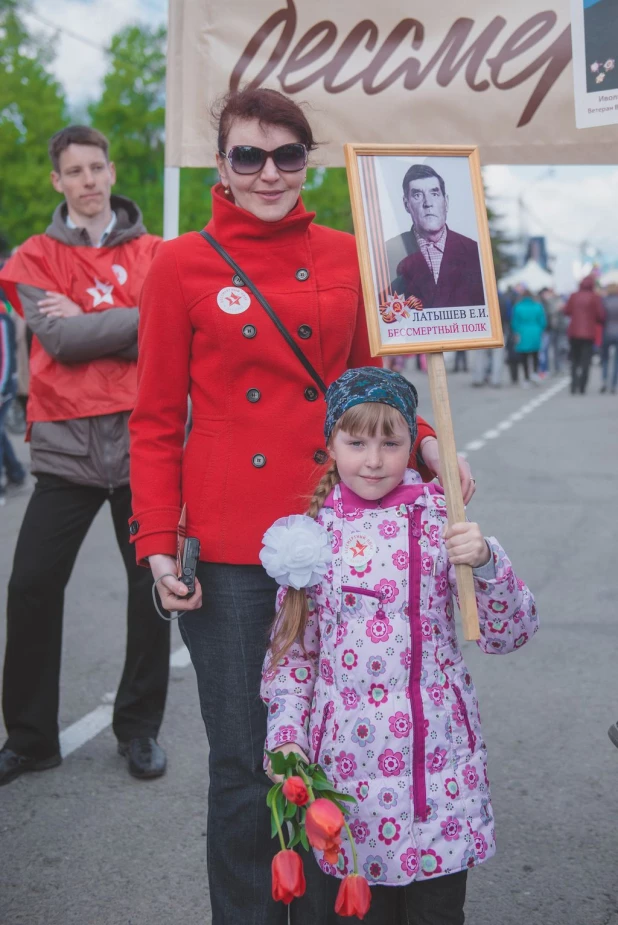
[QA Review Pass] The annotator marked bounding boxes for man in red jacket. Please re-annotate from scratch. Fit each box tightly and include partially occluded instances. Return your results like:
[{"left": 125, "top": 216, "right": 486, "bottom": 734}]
[
  {"left": 563, "top": 275, "right": 606, "bottom": 394},
  {"left": 0, "top": 126, "right": 169, "bottom": 786}
]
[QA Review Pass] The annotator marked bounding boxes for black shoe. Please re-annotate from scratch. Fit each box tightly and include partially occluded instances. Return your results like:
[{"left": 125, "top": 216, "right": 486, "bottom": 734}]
[
  {"left": 117, "top": 737, "right": 167, "bottom": 779},
  {"left": 0, "top": 746, "right": 62, "bottom": 786},
  {"left": 609, "top": 723, "right": 618, "bottom": 749}
]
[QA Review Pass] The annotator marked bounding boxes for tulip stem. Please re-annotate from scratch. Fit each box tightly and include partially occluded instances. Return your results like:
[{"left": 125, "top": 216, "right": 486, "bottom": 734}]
[
  {"left": 272, "top": 801, "right": 287, "bottom": 853},
  {"left": 297, "top": 766, "right": 316, "bottom": 803},
  {"left": 342, "top": 818, "right": 358, "bottom": 875}
]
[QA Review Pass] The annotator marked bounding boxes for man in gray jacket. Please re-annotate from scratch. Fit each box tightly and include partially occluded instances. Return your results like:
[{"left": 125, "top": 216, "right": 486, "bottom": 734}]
[{"left": 0, "top": 125, "right": 169, "bottom": 786}]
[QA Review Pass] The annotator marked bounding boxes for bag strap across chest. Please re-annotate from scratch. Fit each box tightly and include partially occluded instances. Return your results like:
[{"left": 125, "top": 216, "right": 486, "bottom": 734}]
[{"left": 199, "top": 230, "right": 327, "bottom": 395}]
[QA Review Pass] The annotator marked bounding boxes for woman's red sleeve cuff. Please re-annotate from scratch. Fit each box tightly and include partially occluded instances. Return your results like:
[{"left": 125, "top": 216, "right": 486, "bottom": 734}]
[
  {"left": 128, "top": 507, "right": 181, "bottom": 567},
  {"left": 412, "top": 415, "right": 436, "bottom": 483}
]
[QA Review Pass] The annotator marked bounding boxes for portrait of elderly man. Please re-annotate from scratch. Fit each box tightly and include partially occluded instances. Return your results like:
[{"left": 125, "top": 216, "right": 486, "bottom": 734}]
[{"left": 385, "top": 164, "right": 485, "bottom": 310}]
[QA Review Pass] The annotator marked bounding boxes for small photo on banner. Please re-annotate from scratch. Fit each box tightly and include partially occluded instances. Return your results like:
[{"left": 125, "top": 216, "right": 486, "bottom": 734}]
[{"left": 571, "top": 0, "right": 618, "bottom": 128}]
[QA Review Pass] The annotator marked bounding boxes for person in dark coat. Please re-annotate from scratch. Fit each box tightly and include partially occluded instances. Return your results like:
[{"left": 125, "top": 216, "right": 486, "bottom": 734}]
[
  {"left": 563, "top": 275, "right": 606, "bottom": 394},
  {"left": 385, "top": 164, "right": 485, "bottom": 309},
  {"left": 584, "top": 0, "right": 618, "bottom": 93}
]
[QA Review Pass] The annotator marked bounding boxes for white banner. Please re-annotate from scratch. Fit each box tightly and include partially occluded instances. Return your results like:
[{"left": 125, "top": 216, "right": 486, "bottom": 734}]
[{"left": 165, "top": 0, "right": 618, "bottom": 167}]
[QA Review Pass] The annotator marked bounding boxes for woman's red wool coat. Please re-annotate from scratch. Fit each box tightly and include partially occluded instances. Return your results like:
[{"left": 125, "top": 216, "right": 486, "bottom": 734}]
[{"left": 129, "top": 185, "right": 435, "bottom": 565}]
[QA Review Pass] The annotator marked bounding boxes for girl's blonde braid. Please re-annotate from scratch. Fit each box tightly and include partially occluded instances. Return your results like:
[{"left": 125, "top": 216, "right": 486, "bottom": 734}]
[{"left": 267, "top": 463, "right": 340, "bottom": 670}]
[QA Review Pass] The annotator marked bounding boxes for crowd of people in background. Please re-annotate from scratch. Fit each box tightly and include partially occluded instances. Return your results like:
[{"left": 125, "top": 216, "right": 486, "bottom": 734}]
[
  {"left": 4, "top": 260, "right": 618, "bottom": 506},
  {"left": 385, "top": 277, "right": 618, "bottom": 397}
]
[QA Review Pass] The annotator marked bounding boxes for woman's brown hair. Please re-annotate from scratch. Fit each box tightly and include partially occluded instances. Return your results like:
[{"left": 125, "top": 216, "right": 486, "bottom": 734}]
[
  {"left": 267, "top": 402, "right": 410, "bottom": 670},
  {"left": 213, "top": 87, "right": 318, "bottom": 154}
]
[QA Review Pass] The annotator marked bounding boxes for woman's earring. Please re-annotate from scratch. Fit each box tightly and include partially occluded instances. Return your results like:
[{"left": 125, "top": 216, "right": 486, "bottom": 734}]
[{"left": 224, "top": 186, "right": 230, "bottom": 196}]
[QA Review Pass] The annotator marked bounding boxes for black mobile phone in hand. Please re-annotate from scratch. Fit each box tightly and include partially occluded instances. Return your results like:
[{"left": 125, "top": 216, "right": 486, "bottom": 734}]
[{"left": 179, "top": 537, "right": 200, "bottom": 598}]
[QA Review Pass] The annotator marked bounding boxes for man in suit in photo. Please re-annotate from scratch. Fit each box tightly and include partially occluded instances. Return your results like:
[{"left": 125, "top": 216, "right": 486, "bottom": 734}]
[
  {"left": 385, "top": 164, "right": 485, "bottom": 310},
  {"left": 584, "top": 0, "right": 618, "bottom": 93}
]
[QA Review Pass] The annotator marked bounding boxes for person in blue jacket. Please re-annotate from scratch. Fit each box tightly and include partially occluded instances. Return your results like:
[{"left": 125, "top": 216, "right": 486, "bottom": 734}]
[
  {"left": 509, "top": 290, "right": 547, "bottom": 387},
  {"left": 0, "top": 305, "right": 26, "bottom": 504}
]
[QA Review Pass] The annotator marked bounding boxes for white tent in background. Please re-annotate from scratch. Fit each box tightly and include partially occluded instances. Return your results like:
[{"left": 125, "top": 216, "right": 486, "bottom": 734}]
[
  {"left": 599, "top": 269, "right": 618, "bottom": 286},
  {"left": 498, "top": 259, "right": 554, "bottom": 293}
]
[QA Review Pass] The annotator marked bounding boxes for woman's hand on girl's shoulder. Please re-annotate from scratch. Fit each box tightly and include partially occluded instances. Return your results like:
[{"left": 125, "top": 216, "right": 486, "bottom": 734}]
[
  {"left": 419, "top": 437, "right": 476, "bottom": 504},
  {"left": 149, "top": 553, "right": 203, "bottom": 611},
  {"left": 443, "top": 522, "right": 490, "bottom": 568}
]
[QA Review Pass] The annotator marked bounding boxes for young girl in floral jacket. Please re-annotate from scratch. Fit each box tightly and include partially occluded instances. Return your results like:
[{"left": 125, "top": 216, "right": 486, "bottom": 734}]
[{"left": 260, "top": 367, "right": 537, "bottom": 924}]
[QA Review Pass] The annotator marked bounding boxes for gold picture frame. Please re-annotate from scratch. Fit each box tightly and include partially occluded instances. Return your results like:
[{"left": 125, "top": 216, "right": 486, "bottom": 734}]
[{"left": 344, "top": 144, "right": 504, "bottom": 357}]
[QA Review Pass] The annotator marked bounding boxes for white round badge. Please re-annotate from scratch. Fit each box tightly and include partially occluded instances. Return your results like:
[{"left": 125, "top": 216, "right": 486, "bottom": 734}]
[
  {"left": 342, "top": 533, "right": 375, "bottom": 569},
  {"left": 217, "top": 287, "right": 251, "bottom": 315}
]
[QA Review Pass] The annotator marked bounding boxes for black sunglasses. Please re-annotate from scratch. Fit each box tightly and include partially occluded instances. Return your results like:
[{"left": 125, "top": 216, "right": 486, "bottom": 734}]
[{"left": 220, "top": 143, "right": 308, "bottom": 175}]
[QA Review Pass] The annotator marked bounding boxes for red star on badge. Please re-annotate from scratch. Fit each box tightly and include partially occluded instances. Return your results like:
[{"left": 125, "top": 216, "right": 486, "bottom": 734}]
[
  {"left": 225, "top": 291, "right": 242, "bottom": 307},
  {"left": 350, "top": 540, "right": 368, "bottom": 558}
]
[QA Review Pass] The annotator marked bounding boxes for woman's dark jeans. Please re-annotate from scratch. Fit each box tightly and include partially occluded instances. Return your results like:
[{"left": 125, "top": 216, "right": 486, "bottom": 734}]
[
  {"left": 291, "top": 850, "right": 468, "bottom": 925},
  {"left": 178, "top": 562, "right": 287, "bottom": 925}
]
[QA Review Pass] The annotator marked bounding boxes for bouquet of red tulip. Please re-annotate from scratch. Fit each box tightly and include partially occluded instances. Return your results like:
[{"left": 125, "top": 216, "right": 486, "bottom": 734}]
[{"left": 266, "top": 749, "right": 372, "bottom": 919}]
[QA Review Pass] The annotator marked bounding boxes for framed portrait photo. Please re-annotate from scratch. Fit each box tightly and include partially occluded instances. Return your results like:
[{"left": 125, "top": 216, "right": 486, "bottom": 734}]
[{"left": 344, "top": 144, "right": 503, "bottom": 357}]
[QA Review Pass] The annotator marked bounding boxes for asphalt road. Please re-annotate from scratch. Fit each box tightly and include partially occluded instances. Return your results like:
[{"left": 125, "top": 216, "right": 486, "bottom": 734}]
[{"left": 1, "top": 361, "right": 617, "bottom": 925}]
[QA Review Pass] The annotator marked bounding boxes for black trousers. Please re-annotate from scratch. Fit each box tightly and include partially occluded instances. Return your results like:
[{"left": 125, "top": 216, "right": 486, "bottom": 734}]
[
  {"left": 2, "top": 474, "right": 170, "bottom": 759},
  {"left": 509, "top": 351, "right": 538, "bottom": 383},
  {"left": 569, "top": 337, "right": 595, "bottom": 393},
  {"left": 291, "top": 851, "right": 467, "bottom": 925}
]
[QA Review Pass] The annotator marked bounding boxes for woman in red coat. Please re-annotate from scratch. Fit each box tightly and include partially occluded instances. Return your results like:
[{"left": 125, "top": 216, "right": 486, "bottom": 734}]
[{"left": 129, "top": 88, "right": 474, "bottom": 924}]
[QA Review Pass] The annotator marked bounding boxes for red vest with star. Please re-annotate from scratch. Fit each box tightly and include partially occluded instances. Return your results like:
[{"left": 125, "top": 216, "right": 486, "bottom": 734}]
[{"left": 0, "top": 233, "right": 161, "bottom": 422}]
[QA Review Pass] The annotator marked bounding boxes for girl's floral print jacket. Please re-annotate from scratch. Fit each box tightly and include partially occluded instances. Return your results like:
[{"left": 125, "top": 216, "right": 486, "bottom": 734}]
[{"left": 261, "top": 470, "right": 538, "bottom": 886}]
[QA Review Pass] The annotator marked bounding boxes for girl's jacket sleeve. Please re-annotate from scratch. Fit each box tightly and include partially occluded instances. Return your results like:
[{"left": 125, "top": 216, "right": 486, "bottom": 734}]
[
  {"left": 260, "top": 585, "right": 321, "bottom": 756},
  {"left": 448, "top": 537, "right": 539, "bottom": 654}
]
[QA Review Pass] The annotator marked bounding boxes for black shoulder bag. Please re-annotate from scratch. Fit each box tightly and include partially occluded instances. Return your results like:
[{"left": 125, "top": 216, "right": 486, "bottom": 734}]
[{"left": 199, "top": 230, "right": 327, "bottom": 395}]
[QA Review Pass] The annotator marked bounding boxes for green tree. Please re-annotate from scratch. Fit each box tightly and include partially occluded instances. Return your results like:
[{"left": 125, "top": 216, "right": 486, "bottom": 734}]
[
  {"left": 88, "top": 24, "right": 166, "bottom": 233},
  {"left": 0, "top": 0, "right": 67, "bottom": 250},
  {"left": 89, "top": 23, "right": 218, "bottom": 235},
  {"left": 486, "top": 195, "right": 516, "bottom": 282}
]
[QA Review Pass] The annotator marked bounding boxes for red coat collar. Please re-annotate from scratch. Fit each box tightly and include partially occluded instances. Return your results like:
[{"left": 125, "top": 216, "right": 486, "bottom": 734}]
[{"left": 206, "top": 183, "right": 316, "bottom": 247}]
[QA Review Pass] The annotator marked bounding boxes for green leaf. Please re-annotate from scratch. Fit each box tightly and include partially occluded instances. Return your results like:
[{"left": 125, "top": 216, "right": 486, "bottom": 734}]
[
  {"left": 274, "top": 788, "right": 285, "bottom": 829},
  {"left": 266, "top": 750, "right": 288, "bottom": 776},
  {"left": 331, "top": 792, "right": 357, "bottom": 804},
  {"left": 287, "top": 818, "right": 301, "bottom": 849},
  {"left": 266, "top": 782, "right": 282, "bottom": 810},
  {"left": 284, "top": 798, "right": 297, "bottom": 820},
  {"left": 300, "top": 828, "right": 310, "bottom": 852},
  {"left": 311, "top": 778, "right": 339, "bottom": 793}
]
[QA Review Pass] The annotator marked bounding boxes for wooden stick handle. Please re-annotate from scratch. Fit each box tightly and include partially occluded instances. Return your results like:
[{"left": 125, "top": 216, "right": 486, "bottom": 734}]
[{"left": 425, "top": 354, "right": 480, "bottom": 641}]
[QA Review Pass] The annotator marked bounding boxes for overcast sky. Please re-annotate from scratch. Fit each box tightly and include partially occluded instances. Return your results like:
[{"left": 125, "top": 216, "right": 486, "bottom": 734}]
[{"left": 29, "top": 0, "right": 618, "bottom": 291}]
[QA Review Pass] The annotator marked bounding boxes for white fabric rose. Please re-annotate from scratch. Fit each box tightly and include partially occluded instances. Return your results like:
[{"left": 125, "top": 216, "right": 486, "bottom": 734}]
[{"left": 260, "top": 515, "right": 331, "bottom": 590}]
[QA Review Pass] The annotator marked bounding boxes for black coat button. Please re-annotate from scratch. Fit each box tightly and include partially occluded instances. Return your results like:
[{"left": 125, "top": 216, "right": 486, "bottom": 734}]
[
  {"left": 247, "top": 389, "right": 261, "bottom": 403},
  {"left": 232, "top": 274, "right": 245, "bottom": 286},
  {"left": 129, "top": 521, "right": 139, "bottom": 536},
  {"left": 242, "top": 324, "right": 256, "bottom": 338},
  {"left": 252, "top": 453, "right": 266, "bottom": 468},
  {"left": 313, "top": 449, "right": 328, "bottom": 464},
  {"left": 298, "top": 325, "right": 312, "bottom": 339},
  {"left": 296, "top": 268, "right": 310, "bottom": 281},
  {"left": 304, "top": 387, "right": 318, "bottom": 402}
]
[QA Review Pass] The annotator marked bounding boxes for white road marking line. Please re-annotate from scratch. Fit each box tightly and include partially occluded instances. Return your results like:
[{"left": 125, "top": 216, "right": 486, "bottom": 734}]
[
  {"left": 60, "top": 705, "right": 113, "bottom": 757},
  {"left": 170, "top": 645, "right": 191, "bottom": 669},
  {"left": 463, "top": 377, "right": 568, "bottom": 455},
  {"left": 59, "top": 378, "right": 571, "bottom": 759},
  {"left": 59, "top": 645, "right": 191, "bottom": 757}
]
